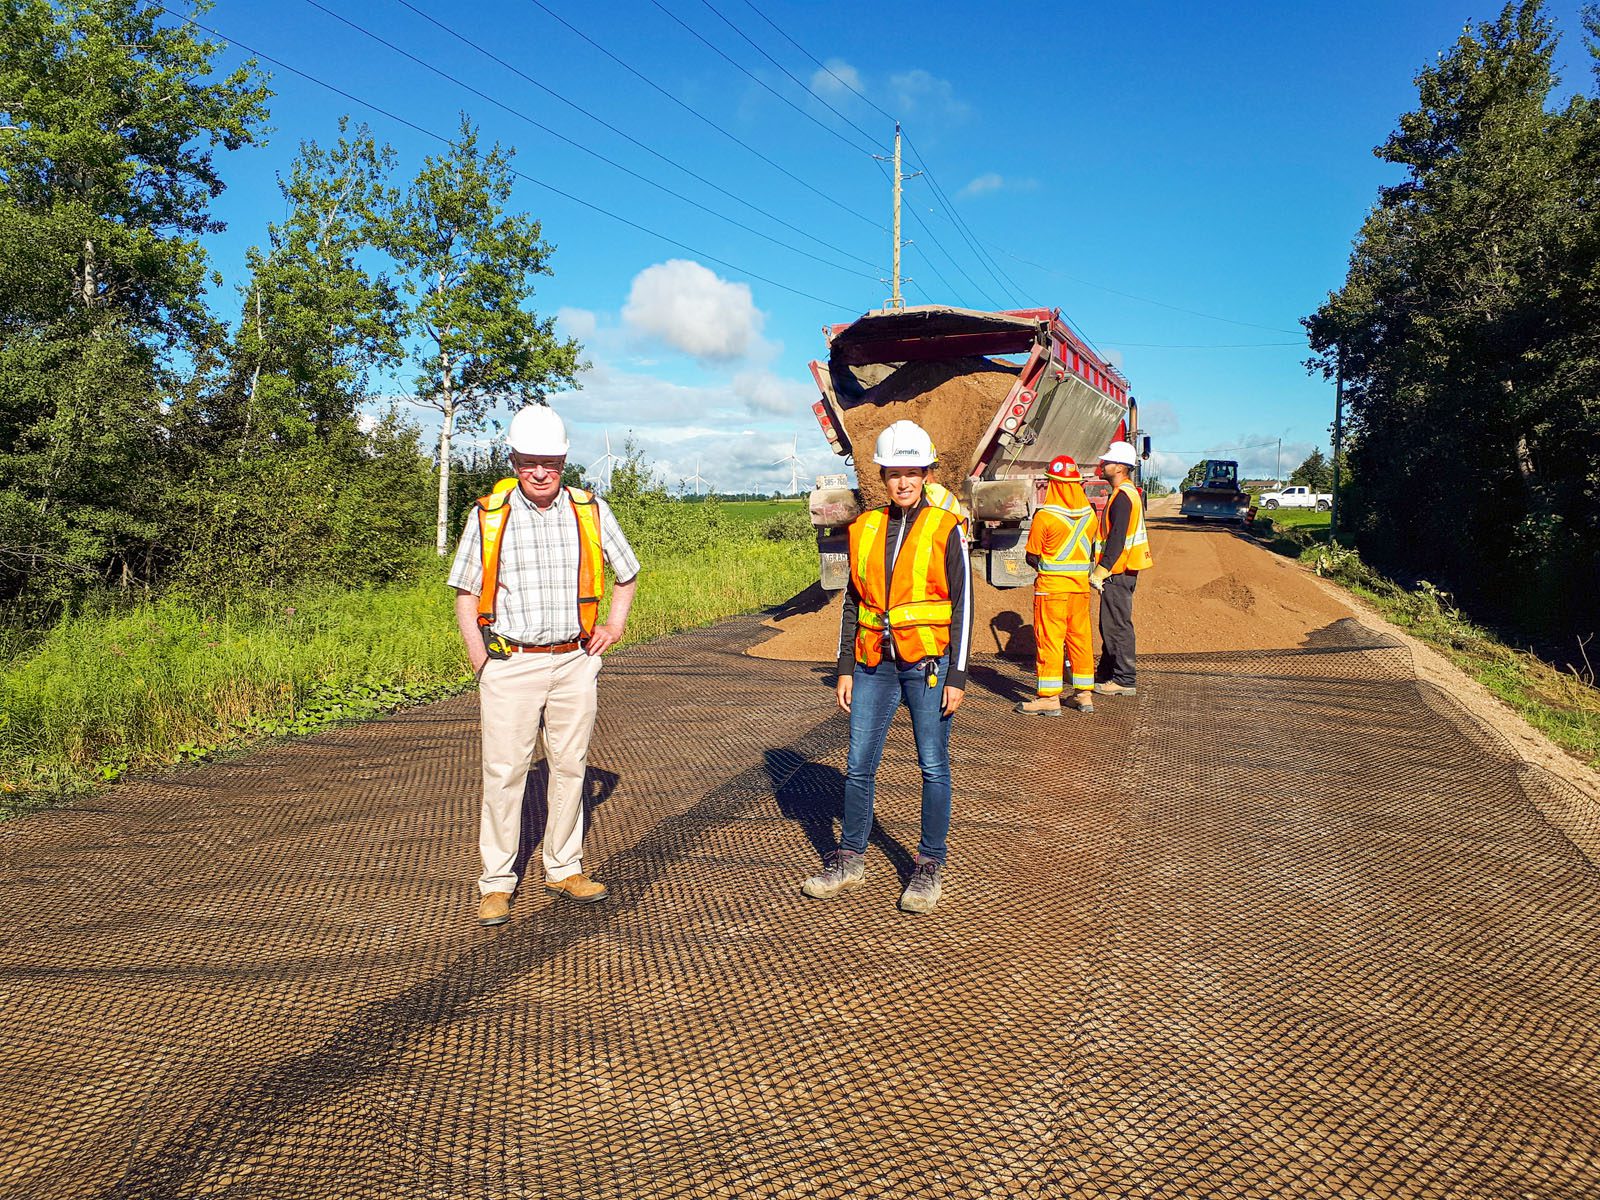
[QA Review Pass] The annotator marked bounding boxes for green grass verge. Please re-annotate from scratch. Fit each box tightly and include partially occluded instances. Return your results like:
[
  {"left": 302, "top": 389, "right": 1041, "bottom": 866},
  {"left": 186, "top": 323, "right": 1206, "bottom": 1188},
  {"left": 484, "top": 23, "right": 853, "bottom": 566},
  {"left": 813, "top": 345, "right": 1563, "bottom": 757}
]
[
  {"left": 0, "top": 538, "right": 816, "bottom": 818},
  {"left": 1298, "top": 540, "right": 1600, "bottom": 768},
  {"left": 718, "top": 499, "right": 808, "bottom": 526}
]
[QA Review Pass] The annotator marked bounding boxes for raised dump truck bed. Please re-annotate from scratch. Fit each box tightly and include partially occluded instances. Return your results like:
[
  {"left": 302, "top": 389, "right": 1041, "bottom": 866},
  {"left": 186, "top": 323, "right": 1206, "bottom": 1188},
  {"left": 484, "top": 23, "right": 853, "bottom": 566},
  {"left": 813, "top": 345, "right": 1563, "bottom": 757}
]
[{"left": 806, "top": 305, "right": 1142, "bottom": 588}]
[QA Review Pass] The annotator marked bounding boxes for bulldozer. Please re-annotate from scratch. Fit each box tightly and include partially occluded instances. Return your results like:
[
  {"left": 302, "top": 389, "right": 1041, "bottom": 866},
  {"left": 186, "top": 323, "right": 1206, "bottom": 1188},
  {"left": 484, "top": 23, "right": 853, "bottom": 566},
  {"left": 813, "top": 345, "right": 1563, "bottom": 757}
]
[{"left": 1180, "top": 459, "right": 1250, "bottom": 523}]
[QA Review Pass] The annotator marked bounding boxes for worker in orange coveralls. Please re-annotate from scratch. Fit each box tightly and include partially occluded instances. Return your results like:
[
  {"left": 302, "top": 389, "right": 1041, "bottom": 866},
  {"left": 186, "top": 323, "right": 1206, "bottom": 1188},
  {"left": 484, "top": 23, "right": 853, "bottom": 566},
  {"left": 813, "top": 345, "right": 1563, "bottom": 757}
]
[{"left": 1015, "top": 455, "right": 1098, "bottom": 716}]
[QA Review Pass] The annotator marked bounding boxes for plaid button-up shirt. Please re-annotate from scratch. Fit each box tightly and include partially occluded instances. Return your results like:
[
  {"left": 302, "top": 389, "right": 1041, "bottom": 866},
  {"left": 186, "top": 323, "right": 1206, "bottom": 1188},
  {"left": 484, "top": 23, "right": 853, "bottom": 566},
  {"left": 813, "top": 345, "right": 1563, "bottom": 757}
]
[{"left": 448, "top": 486, "right": 640, "bottom": 645}]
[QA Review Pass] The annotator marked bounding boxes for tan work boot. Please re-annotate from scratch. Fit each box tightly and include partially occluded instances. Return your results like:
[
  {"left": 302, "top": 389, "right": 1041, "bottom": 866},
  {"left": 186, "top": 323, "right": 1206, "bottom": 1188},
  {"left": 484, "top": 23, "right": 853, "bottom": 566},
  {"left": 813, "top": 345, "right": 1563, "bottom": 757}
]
[
  {"left": 1066, "top": 691, "right": 1096, "bottom": 714},
  {"left": 1093, "top": 681, "right": 1137, "bottom": 697},
  {"left": 545, "top": 873, "right": 609, "bottom": 903},
  {"left": 1014, "top": 695, "right": 1062, "bottom": 717},
  {"left": 478, "top": 892, "right": 512, "bottom": 926}
]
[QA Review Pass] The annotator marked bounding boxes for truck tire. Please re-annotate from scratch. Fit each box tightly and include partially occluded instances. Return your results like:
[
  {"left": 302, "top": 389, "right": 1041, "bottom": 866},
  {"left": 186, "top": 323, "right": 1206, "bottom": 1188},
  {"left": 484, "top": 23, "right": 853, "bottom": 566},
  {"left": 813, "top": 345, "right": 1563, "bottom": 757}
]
[
  {"left": 1316, "top": 500, "right": 1330, "bottom": 512},
  {"left": 1264, "top": 499, "right": 1279, "bottom": 509}
]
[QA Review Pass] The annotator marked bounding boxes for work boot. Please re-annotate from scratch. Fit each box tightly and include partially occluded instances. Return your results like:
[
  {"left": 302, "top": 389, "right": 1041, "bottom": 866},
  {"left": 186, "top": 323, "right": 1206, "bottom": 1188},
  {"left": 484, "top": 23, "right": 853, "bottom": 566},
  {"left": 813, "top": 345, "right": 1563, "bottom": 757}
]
[
  {"left": 1015, "top": 696, "right": 1061, "bottom": 717},
  {"left": 545, "top": 873, "right": 609, "bottom": 903},
  {"left": 1093, "top": 681, "right": 1137, "bottom": 697},
  {"left": 1066, "top": 691, "right": 1096, "bottom": 714},
  {"left": 900, "top": 856, "right": 944, "bottom": 914},
  {"left": 478, "top": 892, "right": 512, "bottom": 927},
  {"left": 800, "top": 849, "right": 866, "bottom": 899}
]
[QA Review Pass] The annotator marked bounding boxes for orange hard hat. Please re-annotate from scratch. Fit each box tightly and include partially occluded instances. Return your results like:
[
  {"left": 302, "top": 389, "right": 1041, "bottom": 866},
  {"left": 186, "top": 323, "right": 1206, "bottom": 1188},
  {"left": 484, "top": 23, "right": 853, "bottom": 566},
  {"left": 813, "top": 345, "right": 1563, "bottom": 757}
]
[{"left": 1046, "top": 455, "right": 1083, "bottom": 483}]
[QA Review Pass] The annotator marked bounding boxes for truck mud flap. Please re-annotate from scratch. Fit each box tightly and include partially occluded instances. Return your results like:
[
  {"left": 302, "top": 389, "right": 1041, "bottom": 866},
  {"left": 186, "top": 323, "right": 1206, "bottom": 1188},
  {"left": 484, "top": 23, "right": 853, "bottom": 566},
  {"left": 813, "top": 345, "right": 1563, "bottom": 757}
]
[
  {"left": 817, "top": 530, "right": 849, "bottom": 591},
  {"left": 983, "top": 526, "right": 1036, "bottom": 588}
]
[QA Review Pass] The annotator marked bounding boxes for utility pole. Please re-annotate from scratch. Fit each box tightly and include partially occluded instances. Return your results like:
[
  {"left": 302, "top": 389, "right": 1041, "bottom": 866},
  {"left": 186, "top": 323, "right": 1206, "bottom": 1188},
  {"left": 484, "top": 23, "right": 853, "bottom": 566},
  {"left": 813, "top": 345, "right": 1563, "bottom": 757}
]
[
  {"left": 1276, "top": 437, "right": 1281, "bottom": 486},
  {"left": 1331, "top": 344, "right": 1344, "bottom": 538},
  {"left": 875, "top": 123, "right": 919, "bottom": 310}
]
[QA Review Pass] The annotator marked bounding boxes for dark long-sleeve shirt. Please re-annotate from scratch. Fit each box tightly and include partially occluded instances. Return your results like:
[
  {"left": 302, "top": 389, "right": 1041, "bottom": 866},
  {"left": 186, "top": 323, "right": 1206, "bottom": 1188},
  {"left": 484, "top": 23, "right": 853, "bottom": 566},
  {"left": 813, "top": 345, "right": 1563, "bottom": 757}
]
[
  {"left": 1096, "top": 489, "right": 1133, "bottom": 571},
  {"left": 836, "top": 496, "right": 973, "bottom": 689}
]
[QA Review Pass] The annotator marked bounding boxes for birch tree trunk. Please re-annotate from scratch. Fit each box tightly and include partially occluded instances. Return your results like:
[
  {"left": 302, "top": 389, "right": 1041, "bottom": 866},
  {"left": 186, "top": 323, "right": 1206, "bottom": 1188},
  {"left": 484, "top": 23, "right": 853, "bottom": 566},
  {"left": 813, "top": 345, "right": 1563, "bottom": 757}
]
[{"left": 434, "top": 355, "right": 455, "bottom": 555}]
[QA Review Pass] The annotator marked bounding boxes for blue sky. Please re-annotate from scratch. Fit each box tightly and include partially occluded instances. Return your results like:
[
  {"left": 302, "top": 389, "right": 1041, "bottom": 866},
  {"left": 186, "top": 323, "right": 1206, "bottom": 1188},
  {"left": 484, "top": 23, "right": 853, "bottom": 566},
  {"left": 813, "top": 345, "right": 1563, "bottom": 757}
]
[{"left": 194, "top": 0, "right": 1596, "bottom": 493}]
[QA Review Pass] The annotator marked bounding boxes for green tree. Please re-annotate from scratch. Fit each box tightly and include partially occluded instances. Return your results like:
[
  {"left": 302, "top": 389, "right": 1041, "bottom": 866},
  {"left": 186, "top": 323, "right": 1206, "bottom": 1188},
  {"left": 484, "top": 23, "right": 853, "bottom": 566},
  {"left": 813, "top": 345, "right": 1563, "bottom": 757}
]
[
  {"left": 222, "top": 119, "right": 402, "bottom": 454},
  {"left": 1289, "top": 449, "right": 1332, "bottom": 491},
  {"left": 384, "top": 117, "right": 582, "bottom": 553},
  {"left": 1179, "top": 462, "right": 1208, "bottom": 492},
  {"left": 1305, "top": 1, "right": 1600, "bottom": 637},
  {"left": 0, "top": 0, "right": 269, "bottom": 607}
]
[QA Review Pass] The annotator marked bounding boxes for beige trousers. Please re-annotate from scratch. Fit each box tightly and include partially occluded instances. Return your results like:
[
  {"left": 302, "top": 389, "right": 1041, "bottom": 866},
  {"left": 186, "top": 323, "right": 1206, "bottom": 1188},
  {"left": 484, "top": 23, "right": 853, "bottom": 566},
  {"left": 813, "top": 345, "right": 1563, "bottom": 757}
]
[{"left": 477, "top": 648, "right": 603, "bottom": 894}]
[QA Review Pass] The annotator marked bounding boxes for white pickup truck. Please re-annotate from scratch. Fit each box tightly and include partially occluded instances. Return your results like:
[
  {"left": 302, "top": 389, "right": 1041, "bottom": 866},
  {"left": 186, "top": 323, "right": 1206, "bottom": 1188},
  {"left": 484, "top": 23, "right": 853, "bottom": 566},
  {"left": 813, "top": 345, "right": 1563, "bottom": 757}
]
[{"left": 1256, "top": 485, "right": 1331, "bottom": 511}]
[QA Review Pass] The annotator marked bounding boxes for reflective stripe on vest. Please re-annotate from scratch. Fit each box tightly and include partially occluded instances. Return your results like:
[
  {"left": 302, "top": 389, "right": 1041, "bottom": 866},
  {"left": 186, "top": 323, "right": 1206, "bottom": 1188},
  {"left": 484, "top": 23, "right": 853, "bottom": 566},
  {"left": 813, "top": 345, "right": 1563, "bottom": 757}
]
[
  {"left": 476, "top": 482, "right": 606, "bottom": 641},
  {"left": 1101, "top": 482, "right": 1153, "bottom": 574},
  {"left": 1035, "top": 504, "right": 1098, "bottom": 576},
  {"left": 848, "top": 506, "right": 958, "bottom": 668},
  {"left": 923, "top": 481, "right": 971, "bottom": 537}
]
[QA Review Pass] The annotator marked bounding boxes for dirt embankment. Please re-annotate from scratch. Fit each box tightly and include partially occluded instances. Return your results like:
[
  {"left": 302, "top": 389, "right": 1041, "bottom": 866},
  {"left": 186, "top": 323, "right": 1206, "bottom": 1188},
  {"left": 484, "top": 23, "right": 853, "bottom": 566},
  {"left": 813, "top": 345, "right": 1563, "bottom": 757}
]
[
  {"left": 748, "top": 498, "right": 1352, "bottom": 665},
  {"left": 838, "top": 358, "right": 1016, "bottom": 510}
]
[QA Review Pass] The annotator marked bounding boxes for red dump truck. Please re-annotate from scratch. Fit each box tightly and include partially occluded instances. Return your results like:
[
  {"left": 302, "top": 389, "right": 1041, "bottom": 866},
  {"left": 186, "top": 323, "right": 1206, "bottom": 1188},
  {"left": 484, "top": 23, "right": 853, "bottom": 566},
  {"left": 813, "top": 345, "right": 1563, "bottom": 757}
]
[{"left": 806, "top": 305, "right": 1146, "bottom": 589}]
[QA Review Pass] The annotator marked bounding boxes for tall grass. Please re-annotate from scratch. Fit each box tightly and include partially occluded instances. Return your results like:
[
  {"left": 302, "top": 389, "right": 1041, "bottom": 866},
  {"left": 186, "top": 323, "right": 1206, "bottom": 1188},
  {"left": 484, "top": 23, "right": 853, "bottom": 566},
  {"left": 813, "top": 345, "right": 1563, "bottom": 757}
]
[
  {"left": 1302, "top": 540, "right": 1600, "bottom": 767},
  {"left": 1, "top": 538, "right": 816, "bottom": 816}
]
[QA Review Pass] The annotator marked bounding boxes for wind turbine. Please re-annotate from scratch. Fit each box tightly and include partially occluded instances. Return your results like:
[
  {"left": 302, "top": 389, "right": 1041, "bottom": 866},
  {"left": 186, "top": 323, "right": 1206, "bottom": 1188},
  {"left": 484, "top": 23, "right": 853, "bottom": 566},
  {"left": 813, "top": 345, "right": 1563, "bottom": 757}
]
[
  {"left": 772, "top": 434, "right": 804, "bottom": 496},
  {"left": 588, "top": 431, "right": 620, "bottom": 493},
  {"left": 687, "top": 457, "right": 710, "bottom": 497}
]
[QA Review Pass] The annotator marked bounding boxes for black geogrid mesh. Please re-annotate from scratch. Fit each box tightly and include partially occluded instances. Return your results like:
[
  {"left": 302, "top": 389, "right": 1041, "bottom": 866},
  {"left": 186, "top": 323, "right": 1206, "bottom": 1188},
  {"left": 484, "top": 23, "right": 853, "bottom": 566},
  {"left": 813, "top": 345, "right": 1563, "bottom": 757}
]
[{"left": 1, "top": 613, "right": 1598, "bottom": 1199}]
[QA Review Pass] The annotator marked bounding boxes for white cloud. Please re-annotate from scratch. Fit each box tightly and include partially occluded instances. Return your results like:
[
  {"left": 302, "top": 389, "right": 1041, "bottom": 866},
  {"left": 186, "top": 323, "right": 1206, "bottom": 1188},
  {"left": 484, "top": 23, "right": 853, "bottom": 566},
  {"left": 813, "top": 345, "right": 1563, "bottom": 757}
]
[
  {"left": 622, "top": 260, "right": 766, "bottom": 362},
  {"left": 811, "top": 58, "right": 863, "bottom": 99},
  {"left": 732, "top": 368, "right": 812, "bottom": 417},
  {"left": 957, "top": 172, "right": 1004, "bottom": 198},
  {"left": 555, "top": 306, "right": 597, "bottom": 342},
  {"left": 956, "top": 172, "right": 1038, "bottom": 199},
  {"left": 546, "top": 357, "right": 833, "bottom": 494},
  {"left": 889, "top": 69, "right": 969, "bottom": 121},
  {"left": 1136, "top": 399, "right": 1180, "bottom": 436}
]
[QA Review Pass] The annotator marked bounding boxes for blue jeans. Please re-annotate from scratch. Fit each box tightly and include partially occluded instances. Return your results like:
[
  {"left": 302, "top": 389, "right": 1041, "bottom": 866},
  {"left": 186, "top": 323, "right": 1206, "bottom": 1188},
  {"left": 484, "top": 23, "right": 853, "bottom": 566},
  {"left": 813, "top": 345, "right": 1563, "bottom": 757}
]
[{"left": 840, "top": 655, "right": 953, "bottom": 863}]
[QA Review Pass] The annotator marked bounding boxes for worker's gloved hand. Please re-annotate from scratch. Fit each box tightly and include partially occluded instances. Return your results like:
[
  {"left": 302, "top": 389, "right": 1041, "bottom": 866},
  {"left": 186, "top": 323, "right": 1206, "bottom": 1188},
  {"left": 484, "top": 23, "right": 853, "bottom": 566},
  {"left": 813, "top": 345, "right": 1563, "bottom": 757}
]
[{"left": 1089, "top": 565, "right": 1110, "bottom": 592}]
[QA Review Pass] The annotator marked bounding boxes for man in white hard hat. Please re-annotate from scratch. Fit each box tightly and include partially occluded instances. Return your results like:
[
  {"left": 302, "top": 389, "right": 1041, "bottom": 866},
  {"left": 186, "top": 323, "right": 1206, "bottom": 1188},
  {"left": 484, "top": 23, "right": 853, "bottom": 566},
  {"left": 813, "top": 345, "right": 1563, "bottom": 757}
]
[
  {"left": 800, "top": 419, "right": 972, "bottom": 915},
  {"left": 1089, "top": 439, "right": 1153, "bottom": 697},
  {"left": 447, "top": 404, "right": 640, "bottom": 926}
]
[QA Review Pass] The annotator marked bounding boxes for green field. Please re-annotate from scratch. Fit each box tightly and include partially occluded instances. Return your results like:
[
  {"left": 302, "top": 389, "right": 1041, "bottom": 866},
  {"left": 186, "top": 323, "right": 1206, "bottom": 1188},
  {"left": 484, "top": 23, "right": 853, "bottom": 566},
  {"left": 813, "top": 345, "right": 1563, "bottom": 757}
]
[
  {"left": 1260, "top": 508, "right": 1332, "bottom": 531},
  {"left": 0, "top": 538, "right": 816, "bottom": 817},
  {"left": 718, "top": 498, "right": 808, "bottom": 525}
]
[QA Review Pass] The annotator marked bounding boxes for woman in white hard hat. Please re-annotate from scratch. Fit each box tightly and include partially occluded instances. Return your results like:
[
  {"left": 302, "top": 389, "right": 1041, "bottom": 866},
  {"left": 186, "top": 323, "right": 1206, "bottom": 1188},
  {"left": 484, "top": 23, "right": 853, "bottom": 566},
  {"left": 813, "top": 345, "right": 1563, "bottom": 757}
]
[
  {"left": 1089, "top": 439, "right": 1152, "bottom": 697},
  {"left": 799, "top": 419, "right": 972, "bottom": 915}
]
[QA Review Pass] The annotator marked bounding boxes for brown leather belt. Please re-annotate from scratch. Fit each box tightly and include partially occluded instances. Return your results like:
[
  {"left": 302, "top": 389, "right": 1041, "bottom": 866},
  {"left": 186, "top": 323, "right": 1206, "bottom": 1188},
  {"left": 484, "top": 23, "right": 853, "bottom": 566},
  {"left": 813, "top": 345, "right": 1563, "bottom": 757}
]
[{"left": 505, "top": 638, "right": 586, "bottom": 654}]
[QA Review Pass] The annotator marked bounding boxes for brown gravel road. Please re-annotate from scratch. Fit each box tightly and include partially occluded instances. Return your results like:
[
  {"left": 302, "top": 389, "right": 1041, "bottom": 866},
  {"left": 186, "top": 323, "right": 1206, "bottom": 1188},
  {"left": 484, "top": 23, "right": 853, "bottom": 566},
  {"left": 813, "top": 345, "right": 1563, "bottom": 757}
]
[{"left": 3, "top": 510, "right": 1599, "bottom": 1199}]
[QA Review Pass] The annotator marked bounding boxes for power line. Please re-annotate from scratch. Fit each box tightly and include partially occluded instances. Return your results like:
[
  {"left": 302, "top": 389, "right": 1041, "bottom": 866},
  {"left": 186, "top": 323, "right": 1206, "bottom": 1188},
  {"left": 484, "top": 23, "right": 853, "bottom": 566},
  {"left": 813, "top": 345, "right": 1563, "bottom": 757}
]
[
  {"left": 300, "top": 0, "right": 877, "bottom": 282},
  {"left": 736, "top": 0, "right": 1299, "bottom": 342},
  {"left": 1098, "top": 340, "right": 1305, "bottom": 349},
  {"left": 714, "top": 1, "right": 1048, "bottom": 319},
  {"left": 154, "top": 6, "right": 855, "bottom": 310},
  {"left": 737, "top": 0, "right": 894, "bottom": 122},
  {"left": 522, "top": 0, "right": 886, "bottom": 234},
  {"left": 876, "top": 159, "right": 1002, "bottom": 309},
  {"left": 389, "top": 0, "right": 883, "bottom": 274},
  {"left": 1161, "top": 440, "right": 1285, "bottom": 455},
  {"left": 988, "top": 245, "right": 1304, "bottom": 335},
  {"left": 696, "top": 0, "right": 887, "bottom": 154},
  {"left": 646, "top": 0, "right": 882, "bottom": 159},
  {"left": 900, "top": 128, "right": 1027, "bottom": 304}
]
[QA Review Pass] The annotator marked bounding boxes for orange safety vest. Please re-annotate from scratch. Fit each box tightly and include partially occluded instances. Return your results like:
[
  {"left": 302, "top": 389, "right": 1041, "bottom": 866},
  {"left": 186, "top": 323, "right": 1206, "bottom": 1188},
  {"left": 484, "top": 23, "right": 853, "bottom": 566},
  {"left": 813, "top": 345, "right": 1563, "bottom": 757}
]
[
  {"left": 848, "top": 505, "right": 959, "bottom": 667},
  {"left": 1032, "top": 503, "right": 1099, "bottom": 593},
  {"left": 923, "top": 480, "right": 971, "bottom": 538},
  {"left": 1100, "top": 481, "right": 1152, "bottom": 574},
  {"left": 476, "top": 480, "right": 605, "bottom": 645}
]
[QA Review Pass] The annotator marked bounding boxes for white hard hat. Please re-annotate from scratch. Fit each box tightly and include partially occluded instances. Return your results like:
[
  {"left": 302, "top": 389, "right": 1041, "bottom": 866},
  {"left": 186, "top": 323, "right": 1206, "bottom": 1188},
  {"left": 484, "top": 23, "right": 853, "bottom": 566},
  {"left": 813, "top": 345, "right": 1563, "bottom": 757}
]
[
  {"left": 1099, "top": 440, "right": 1139, "bottom": 467},
  {"left": 872, "top": 420, "right": 937, "bottom": 468},
  {"left": 507, "top": 405, "right": 569, "bottom": 456}
]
